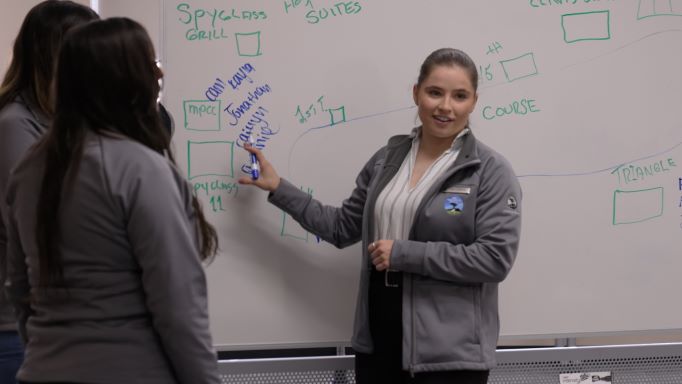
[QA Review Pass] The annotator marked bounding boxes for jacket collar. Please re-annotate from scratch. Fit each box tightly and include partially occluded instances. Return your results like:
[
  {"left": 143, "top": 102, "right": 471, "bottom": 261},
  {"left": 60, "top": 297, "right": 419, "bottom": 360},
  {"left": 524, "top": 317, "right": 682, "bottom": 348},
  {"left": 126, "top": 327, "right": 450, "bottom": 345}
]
[
  {"left": 451, "top": 128, "right": 478, "bottom": 169},
  {"left": 19, "top": 90, "right": 50, "bottom": 130},
  {"left": 408, "top": 126, "right": 471, "bottom": 152},
  {"left": 386, "top": 127, "right": 480, "bottom": 168}
]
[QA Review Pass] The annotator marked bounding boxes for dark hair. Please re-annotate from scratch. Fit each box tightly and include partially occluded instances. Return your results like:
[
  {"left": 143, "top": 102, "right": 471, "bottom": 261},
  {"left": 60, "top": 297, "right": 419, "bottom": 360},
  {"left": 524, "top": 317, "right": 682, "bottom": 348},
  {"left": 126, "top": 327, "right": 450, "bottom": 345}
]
[
  {"left": 0, "top": 0, "right": 98, "bottom": 116},
  {"left": 35, "top": 17, "right": 218, "bottom": 288},
  {"left": 416, "top": 48, "right": 479, "bottom": 92}
]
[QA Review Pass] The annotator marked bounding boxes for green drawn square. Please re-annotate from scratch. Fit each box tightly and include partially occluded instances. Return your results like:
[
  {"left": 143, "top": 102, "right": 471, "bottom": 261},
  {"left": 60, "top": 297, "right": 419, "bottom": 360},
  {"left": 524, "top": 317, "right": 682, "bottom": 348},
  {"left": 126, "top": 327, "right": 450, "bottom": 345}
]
[
  {"left": 187, "top": 141, "right": 235, "bottom": 180},
  {"left": 236, "top": 31, "right": 262, "bottom": 57},
  {"left": 500, "top": 53, "right": 539, "bottom": 83},
  {"left": 562, "top": 11, "right": 611, "bottom": 43},
  {"left": 280, "top": 212, "right": 310, "bottom": 241},
  {"left": 329, "top": 106, "right": 346, "bottom": 126},
  {"left": 183, "top": 100, "right": 221, "bottom": 131},
  {"left": 612, "top": 187, "right": 664, "bottom": 225}
]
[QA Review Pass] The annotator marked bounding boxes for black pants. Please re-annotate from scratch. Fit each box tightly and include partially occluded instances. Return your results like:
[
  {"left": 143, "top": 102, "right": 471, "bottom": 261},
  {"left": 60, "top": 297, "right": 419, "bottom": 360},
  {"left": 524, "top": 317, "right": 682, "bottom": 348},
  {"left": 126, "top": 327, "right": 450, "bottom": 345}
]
[{"left": 355, "top": 270, "right": 489, "bottom": 384}]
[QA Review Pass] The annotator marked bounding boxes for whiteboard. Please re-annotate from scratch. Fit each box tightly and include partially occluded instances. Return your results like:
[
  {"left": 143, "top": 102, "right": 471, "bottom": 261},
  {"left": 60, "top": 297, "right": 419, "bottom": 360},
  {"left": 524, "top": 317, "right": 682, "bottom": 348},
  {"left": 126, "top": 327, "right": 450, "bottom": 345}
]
[{"left": 161, "top": 0, "right": 682, "bottom": 348}]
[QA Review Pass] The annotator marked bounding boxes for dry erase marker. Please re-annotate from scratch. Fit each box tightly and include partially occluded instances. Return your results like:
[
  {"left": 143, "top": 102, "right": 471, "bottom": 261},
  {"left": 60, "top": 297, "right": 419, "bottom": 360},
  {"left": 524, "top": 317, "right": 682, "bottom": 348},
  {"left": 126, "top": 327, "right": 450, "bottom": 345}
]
[{"left": 248, "top": 135, "right": 260, "bottom": 180}]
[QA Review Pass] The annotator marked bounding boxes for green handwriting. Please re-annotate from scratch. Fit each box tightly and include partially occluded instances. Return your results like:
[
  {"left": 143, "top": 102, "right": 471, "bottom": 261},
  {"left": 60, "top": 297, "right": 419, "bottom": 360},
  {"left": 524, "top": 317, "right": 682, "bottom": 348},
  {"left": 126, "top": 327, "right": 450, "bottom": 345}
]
[
  {"left": 611, "top": 158, "right": 677, "bottom": 185},
  {"left": 295, "top": 95, "right": 327, "bottom": 124}
]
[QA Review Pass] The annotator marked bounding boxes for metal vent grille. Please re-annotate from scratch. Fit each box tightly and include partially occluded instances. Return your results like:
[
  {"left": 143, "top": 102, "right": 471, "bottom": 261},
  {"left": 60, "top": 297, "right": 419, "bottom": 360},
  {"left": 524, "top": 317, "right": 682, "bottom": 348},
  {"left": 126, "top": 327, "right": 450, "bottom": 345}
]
[
  {"left": 219, "top": 355, "right": 356, "bottom": 384},
  {"left": 220, "top": 371, "right": 355, "bottom": 384},
  {"left": 217, "top": 344, "right": 682, "bottom": 384},
  {"left": 490, "top": 355, "right": 682, "bottom": 384},
  {"left": 490, "top": 344, "right": 682, "bottom": 384}
]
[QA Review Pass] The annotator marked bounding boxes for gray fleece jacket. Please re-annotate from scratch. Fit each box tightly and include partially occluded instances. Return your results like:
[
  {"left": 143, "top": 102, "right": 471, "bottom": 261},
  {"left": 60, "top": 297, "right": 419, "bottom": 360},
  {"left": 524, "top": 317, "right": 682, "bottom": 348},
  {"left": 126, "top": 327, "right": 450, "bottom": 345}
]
[
  {"left": 5, "top": 133, "right": 219, "bottom": 384},
  {"left": 268, "top": 130, "right": 522, "bottom": 373},
  {"left": 0, "top": 93, "right": 49, "bottom": 332}
]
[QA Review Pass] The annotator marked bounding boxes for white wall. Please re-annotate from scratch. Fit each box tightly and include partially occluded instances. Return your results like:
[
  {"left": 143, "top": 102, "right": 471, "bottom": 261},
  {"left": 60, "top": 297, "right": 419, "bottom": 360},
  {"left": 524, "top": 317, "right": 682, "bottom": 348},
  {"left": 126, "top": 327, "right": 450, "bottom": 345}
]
[
  {"left": 0, "top": 0, "right": 159, "bottom": 77},
  {"left": 0, "top": 0, "right": 46, "bottom": 76},
  {"left": 97, "top": 0, "right": 162, "bottom": 59}
]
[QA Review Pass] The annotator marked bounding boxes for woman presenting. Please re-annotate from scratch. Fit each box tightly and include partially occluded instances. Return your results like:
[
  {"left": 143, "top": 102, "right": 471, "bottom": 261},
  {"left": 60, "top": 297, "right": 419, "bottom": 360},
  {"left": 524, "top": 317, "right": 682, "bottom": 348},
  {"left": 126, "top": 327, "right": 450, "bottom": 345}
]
[{"left": 240, "top": 48, "right": 522, "bottom": 384}]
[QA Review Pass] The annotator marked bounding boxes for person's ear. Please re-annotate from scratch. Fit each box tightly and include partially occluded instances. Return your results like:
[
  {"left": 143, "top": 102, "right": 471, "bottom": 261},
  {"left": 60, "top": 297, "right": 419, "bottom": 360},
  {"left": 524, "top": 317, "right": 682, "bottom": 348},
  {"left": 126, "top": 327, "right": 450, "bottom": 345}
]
[
  {"left": 470, "top": 92, "right": 478, "bottom": 113},
  {"left": 413, "top": 85, "right": 419, "bottom": 106}
]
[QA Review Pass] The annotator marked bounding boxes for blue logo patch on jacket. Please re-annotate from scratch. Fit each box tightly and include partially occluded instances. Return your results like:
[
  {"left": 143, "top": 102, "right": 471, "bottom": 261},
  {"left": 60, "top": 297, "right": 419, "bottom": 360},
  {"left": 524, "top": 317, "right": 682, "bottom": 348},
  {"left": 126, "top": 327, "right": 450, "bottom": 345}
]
[{"left": 444, "top": 195, "right": 464, "bottom": 216}]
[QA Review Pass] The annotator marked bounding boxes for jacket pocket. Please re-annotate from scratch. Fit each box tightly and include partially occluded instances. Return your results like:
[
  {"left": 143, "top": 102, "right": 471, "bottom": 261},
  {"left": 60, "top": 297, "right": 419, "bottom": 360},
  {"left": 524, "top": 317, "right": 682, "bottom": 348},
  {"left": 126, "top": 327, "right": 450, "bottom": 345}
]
[{"left": 412, "top": 280, "right": 483, "bottom": 364}]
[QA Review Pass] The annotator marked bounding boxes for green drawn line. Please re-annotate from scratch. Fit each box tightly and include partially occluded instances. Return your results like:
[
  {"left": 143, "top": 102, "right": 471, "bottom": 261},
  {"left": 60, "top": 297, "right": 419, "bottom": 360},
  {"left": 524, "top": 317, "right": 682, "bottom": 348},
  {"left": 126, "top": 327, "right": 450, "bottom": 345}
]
[
  {"left": 186, "top": 140, "right": 234, "bottom": 180},
  {"left": 280, "top": 186, "right": 314, "bottom": 241},
  {"left": 280, "top": 212, "right": 309, "bottom": 241},
  {"left": 637, "top": 0, "right": 682, "bottom": 19},
  {"left": 562, "top": 10, "right": 611, "bottom": 43},
  {"left": 612, "top": 187, "right": 664, "bottom": 225},
  {"left": 183, "top": 100, "right": 221, "bottom": 131}
]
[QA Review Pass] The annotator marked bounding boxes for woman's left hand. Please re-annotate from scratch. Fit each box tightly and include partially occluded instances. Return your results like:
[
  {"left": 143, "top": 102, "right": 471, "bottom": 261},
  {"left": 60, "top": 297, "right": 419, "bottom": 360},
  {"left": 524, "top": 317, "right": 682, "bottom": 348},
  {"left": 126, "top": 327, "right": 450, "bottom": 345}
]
[{"left": 368, "top": 240, "right": 394, "bottom": 271}]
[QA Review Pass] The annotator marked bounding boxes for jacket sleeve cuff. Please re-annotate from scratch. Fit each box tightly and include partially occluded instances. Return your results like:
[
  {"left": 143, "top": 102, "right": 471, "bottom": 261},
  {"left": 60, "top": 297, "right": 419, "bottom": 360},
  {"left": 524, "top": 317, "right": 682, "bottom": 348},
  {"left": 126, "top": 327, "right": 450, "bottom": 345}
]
[
  {"left": 267, "top": 178, "right": 309, "bottom": 212},
  {"left": 391, "top": 240, "right": 426, "bottom": 275}
]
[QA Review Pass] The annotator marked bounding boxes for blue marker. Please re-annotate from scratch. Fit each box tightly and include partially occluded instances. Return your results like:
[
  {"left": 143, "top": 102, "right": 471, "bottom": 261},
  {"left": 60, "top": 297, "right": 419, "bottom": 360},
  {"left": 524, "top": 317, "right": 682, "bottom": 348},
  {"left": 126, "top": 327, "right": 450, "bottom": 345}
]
[{"left": 248, "top": 135, "right": 260, "bottom": 180}]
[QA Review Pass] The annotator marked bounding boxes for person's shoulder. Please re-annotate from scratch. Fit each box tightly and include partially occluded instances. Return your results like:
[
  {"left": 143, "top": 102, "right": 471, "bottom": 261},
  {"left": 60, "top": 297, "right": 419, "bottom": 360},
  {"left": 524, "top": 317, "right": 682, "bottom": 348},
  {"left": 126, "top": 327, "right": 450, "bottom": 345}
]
[
  {"left": 386, "top": 133, "right": 412, "bottom": 147},
  {"left": 360, "top": 132, "right": 412, "bottom": 167},
  {"left": 0, "top": 98, "right": 34, "bottom": 130},
  {"left": 93, "top": 135, "right": 192, "bottom": 206},
  {"left": 5, "top": 143, "right": 46, "bottom": 205},
  {"left": 99, "top": 134, "right": 164, "bottom": 162},
  {"left": 371, "top": 132, "right": 411, "bottom": 157},
  {"left": 0, "top": 96, "right": 49, "bottom": 149},
  {"left": 473, "top": 137, "right": 517, "bottom": 175},
  {"left": 364, "top": 134, "right": 405, "bottom": 162},
  {"left": 97, "top": 134, "right": 176, "bottom": 182}
]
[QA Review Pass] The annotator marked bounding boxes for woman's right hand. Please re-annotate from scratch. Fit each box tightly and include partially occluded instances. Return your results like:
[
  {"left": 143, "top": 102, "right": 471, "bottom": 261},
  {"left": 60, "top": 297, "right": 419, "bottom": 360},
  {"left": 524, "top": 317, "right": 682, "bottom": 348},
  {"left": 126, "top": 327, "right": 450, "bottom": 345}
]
[{"left": 237, "top": 144, "right": 281, "bottom": 192}]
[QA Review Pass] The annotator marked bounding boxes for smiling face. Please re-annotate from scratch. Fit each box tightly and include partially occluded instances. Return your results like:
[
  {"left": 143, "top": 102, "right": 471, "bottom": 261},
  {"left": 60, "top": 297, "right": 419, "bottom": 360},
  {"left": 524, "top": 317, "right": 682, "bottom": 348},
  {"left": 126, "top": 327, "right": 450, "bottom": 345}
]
[{"left": 413, "top": 64, "right": 478, "bottom": 143}]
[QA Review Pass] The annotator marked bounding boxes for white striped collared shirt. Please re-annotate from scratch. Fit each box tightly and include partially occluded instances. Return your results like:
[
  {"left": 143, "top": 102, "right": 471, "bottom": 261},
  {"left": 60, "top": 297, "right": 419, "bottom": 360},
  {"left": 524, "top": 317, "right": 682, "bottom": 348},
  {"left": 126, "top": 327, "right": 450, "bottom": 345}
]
[{"left": 372, "top": 127, "right": 470, "bottom": 243}]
